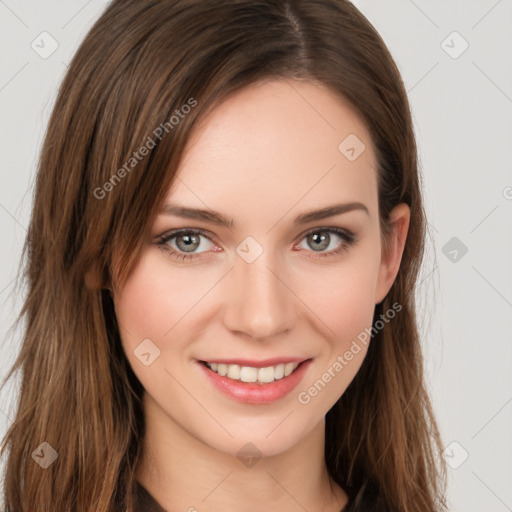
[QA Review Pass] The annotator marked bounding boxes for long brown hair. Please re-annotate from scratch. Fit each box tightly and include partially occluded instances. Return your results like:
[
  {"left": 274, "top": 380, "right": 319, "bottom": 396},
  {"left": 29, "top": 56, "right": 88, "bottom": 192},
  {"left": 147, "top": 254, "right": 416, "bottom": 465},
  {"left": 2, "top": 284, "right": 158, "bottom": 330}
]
[{"left": 1, "top": 1, "right": 447, "bottom": 510}]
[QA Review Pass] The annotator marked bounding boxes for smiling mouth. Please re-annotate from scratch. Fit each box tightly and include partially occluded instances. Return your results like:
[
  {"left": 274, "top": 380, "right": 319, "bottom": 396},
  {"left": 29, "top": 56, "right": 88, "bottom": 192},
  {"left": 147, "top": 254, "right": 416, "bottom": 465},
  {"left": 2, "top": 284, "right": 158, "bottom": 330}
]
[{"left": 200, "top": 360, "right": 309, "bottom": 385}]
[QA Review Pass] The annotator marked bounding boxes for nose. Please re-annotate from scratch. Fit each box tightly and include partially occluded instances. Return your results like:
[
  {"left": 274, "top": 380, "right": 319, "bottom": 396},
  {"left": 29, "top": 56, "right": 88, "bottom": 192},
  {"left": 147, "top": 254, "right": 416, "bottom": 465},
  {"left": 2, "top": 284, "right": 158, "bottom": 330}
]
[{"left": 222, "top": 247, "right": 296, "bottom": 341}]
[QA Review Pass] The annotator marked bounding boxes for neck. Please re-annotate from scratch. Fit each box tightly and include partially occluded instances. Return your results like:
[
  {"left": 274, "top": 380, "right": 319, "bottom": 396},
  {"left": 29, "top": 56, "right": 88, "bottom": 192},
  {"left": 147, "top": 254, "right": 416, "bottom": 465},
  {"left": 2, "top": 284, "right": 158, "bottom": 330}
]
[{"left": 134, "top": 392, "right": 348, "bottom": 512}]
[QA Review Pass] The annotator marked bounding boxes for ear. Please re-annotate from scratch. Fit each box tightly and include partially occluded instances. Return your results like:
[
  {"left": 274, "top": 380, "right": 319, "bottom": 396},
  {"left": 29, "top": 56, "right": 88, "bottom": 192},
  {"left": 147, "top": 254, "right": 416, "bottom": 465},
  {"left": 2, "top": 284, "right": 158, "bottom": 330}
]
[{"left": 374, "top": 203, "right": 410, "bottom": 304}]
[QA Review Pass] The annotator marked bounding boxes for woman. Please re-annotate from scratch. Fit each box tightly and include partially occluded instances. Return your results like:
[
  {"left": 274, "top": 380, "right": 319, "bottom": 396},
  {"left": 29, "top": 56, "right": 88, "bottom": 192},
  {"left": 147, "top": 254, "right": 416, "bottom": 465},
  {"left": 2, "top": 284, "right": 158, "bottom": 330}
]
[{"left": 0, "top": 1, "right": 447, "bottom": 511}]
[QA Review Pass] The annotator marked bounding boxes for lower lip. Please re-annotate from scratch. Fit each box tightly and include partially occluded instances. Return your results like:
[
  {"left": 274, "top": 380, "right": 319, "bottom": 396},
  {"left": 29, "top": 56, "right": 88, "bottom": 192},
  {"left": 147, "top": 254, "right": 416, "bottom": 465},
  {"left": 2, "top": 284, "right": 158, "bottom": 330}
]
[{"left": 197, "top": 360, "right": 312, "bottom": 405}]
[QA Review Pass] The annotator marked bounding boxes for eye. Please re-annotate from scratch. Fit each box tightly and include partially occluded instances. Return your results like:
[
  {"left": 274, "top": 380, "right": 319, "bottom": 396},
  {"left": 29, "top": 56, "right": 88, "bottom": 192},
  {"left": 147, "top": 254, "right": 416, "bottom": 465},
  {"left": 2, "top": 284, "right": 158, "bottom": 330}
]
[
  {"left": 155, "top": 226, "right": 357, "bottom": 263},
  {"left": 294, "top": 227, "right": 357, "bottom": 259},
  {"left": 156, "top": 229, "right": 215, "bottom": 262}
]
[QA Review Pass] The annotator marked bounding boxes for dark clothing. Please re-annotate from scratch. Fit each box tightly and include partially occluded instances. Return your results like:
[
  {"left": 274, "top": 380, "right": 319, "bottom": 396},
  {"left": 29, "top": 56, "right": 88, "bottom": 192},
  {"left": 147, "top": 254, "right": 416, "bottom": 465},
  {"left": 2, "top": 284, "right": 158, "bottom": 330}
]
[
  {"left": 133, "top": 481, "right": 361, "bottom": 512},
  {"left": 133, "top": 481, "right": 167, "bottom": 511}
]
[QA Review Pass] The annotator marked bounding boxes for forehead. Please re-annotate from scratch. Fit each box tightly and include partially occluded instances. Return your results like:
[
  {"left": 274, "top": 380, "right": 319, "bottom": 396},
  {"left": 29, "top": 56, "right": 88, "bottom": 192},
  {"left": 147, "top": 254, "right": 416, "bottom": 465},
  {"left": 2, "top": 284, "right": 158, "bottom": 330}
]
[{"left": 165, "top": 79, "right": 378, "bottom": 226}]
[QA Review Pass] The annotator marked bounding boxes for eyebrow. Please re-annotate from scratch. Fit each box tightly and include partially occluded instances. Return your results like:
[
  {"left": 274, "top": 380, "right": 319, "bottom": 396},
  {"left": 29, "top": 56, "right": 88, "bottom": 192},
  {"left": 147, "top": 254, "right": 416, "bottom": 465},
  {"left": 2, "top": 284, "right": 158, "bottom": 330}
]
[{"left": 159, "top": 202, "right": 369, "bottom": 228}]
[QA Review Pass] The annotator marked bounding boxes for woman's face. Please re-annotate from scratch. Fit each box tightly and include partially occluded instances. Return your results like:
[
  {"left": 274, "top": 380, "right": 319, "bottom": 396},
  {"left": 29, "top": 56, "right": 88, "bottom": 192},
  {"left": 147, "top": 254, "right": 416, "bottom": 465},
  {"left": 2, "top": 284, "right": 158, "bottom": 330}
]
[{"left": 113, "top": 79, "right": 408, "bottom": 457}]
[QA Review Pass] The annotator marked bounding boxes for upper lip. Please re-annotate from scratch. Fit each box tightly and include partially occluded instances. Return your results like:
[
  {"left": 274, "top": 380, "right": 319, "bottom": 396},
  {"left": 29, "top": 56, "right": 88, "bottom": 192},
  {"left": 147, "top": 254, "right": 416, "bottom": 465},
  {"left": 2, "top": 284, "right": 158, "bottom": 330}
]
[{"left": 199, "top": 357, "right": 311, "bottom": 368}]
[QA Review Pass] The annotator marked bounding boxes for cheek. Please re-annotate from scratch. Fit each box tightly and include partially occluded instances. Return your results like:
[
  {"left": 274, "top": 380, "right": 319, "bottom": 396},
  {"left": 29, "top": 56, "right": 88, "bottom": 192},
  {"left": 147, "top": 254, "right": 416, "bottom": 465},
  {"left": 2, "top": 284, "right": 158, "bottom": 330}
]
[
  {"left": 293, "top": 244, "right": 380, "bottom": 406},
  {"left": 112, "top": 251, "right": 213, "bottom": 413},
  {"left": 113, "top": 250, "right": 213, "bottom": 350},
  {"left": 299, "top": 244, "right": 381, "bottom": 344},
  {"left": 322, "top": 271, "right": 375, "bottom": 333}
]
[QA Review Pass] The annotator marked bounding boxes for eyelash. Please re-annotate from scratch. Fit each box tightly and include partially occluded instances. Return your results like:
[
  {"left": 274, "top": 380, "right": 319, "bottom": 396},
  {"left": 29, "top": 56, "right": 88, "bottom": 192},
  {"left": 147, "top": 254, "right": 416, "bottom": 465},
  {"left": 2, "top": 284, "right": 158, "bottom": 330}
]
[{"left": 155, "top": 227, "right": 358, "bottom": 262}]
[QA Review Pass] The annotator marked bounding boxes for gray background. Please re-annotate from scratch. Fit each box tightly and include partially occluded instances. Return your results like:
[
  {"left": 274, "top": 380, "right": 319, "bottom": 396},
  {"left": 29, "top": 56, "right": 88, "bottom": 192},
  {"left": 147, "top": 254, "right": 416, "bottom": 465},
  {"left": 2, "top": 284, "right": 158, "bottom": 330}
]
[{"left": 1, "top": 1, "right": 511, "bottom": 510}]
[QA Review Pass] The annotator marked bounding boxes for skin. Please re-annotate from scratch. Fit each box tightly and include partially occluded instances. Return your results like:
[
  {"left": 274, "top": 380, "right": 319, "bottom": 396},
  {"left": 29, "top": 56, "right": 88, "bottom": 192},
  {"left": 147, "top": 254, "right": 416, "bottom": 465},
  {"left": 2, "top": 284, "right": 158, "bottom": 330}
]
[{"left": 112, "top": 78, "right": 410, "bottom": 512}]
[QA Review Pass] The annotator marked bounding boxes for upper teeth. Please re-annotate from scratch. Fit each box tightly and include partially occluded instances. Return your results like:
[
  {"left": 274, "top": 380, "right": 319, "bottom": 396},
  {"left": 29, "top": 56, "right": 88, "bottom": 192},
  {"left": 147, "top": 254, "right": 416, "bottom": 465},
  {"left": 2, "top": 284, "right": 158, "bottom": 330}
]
[{"left": 206, "top": 362, "right": 300, "bottom": 383}]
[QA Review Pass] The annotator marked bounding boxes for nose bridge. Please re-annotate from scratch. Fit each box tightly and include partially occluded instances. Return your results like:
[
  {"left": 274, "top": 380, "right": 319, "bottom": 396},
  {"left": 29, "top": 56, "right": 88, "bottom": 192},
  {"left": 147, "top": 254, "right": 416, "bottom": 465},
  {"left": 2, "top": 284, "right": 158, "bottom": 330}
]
[{"left": 223, "top": 241, "right": 294, "bottom": 339}]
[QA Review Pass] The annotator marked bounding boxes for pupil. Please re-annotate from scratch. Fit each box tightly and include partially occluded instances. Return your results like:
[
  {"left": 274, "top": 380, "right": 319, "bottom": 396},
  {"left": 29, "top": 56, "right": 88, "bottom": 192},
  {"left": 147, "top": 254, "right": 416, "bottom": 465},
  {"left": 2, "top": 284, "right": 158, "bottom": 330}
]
[
  {"left": 310, "top": 232, "right": 328, "bottom": 251},
  {"left": 178, "top": 233, "right": 198, "bottom": 252}
]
